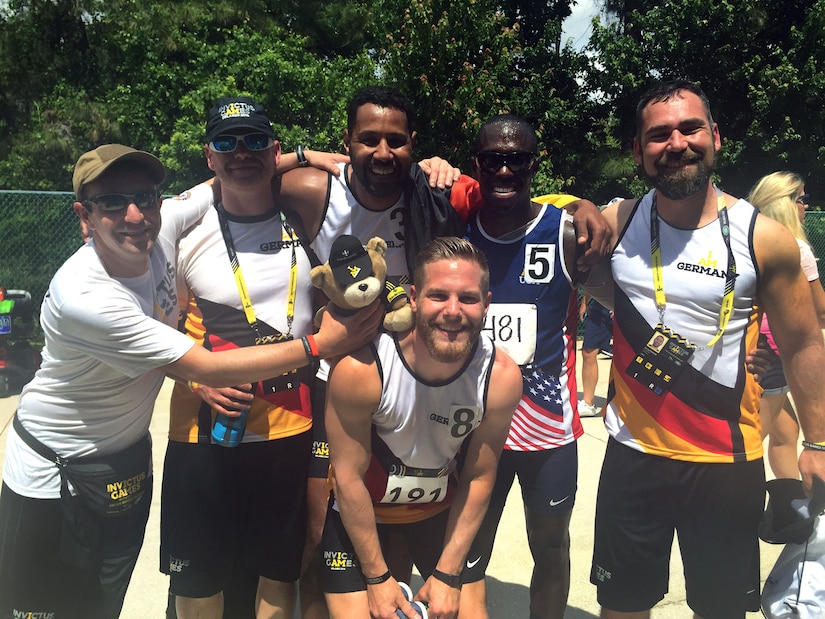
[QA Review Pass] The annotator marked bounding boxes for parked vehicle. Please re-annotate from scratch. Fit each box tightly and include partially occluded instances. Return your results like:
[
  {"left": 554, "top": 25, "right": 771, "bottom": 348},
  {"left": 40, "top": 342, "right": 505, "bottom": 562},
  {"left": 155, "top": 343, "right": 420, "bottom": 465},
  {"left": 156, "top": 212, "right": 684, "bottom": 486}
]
[{"left": 0, "top": 288, "right": 40, "bottom": 397}]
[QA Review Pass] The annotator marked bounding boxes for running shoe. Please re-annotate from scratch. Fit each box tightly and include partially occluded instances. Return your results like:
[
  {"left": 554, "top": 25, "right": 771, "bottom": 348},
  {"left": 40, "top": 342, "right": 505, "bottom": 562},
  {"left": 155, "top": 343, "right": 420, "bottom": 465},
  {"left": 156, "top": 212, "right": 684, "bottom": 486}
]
[{"left": 578, "top": 400, "right": 601, "bottom": 417}]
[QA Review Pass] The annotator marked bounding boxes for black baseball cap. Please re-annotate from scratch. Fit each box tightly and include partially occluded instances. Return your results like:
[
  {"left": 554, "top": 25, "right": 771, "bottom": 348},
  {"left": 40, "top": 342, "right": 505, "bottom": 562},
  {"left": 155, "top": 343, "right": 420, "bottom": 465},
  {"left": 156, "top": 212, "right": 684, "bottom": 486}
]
[
  {"left": 205, "top": 96, "right": 276, "bottom": 142},
  {"left": 328, "top": 235, "right": 373, "bottom": 288},
  {"left": 759, "top": 477, "right": 825, "bottom": 545}
]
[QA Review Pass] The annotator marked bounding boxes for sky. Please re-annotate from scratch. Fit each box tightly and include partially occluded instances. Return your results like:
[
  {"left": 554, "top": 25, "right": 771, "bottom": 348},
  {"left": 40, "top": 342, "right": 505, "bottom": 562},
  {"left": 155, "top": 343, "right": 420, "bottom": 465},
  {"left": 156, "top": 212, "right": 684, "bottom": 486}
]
[{"left": 561, "top": 0, "right": 602, "bottom": 49}]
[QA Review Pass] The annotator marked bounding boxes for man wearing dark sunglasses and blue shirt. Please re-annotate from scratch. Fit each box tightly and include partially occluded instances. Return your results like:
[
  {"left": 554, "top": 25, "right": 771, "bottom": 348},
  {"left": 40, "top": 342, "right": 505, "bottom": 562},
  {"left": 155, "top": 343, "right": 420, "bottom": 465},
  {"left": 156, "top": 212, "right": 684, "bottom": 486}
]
[
  {"left": 458, "top": 115, "right": 609, "bottom": 618},
  {"left": 0, "top": 144, "right": 380, "bottom": 619}
]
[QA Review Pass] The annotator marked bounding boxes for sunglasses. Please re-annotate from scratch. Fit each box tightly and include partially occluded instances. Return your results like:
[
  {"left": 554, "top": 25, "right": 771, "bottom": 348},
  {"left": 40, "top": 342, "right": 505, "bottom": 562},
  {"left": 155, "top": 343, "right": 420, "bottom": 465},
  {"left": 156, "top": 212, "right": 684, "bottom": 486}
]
[
  {"left": 209, "top": 132, "right": 273, "bottom": 153},
  {"left": 84, "top": 189, "right": 161, "bottom": 213},
  {"left": 475, "top": 151, "right": 536, "bottom": 174},
  {"left": 797, "top": 194, "right": 810, "bottom": 205}
]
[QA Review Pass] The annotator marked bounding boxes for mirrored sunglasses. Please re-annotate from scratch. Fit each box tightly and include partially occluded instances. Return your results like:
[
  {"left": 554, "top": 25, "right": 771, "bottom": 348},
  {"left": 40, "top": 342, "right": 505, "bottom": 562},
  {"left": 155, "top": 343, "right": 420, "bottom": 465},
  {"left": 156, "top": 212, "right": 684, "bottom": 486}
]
[
  {"left": 84, "top": 189, "right": 161, "bottom": 213},
  {"left": 475, "top": 151, "right": 536, "bottom": 174},
  {"left": 209, "top": 132, "right": 273, "bottom": 153}
]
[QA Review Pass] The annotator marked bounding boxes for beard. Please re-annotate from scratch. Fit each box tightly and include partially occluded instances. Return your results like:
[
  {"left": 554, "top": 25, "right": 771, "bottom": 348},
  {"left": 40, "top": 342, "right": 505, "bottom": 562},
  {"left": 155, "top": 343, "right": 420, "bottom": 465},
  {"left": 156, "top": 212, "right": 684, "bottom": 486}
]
[
  {"left": 416, "top": 313, "right": 483, "bottom": 364},
  {"left": 647, "top": 153, "right": 715, "bottom": 200}
]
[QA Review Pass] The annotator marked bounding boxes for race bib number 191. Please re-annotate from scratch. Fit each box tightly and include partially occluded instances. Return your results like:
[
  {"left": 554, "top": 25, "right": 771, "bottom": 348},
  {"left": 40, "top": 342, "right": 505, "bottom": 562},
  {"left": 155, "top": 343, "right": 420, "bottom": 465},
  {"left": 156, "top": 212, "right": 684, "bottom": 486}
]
[{"left": 379, "top": 474, "right": 449, "bottom": 505}]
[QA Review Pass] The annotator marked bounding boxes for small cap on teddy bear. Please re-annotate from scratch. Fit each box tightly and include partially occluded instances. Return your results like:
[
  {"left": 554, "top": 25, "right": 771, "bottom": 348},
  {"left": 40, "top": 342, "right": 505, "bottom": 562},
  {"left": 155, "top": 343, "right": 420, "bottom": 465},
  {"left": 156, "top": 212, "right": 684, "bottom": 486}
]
[{"left": 328, "top": 235, "right": 375, "bottom": 287}]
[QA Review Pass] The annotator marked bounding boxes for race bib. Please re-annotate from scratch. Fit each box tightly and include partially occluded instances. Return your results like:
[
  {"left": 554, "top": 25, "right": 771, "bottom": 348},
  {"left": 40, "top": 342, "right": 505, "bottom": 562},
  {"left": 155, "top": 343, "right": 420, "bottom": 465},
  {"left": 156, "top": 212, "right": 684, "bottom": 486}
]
[
  {"left": 483, "top": 303, "right": 537, "bottom": 365},
  {"left": 378, "top": 472, "right": 450, "bottom": 505}
]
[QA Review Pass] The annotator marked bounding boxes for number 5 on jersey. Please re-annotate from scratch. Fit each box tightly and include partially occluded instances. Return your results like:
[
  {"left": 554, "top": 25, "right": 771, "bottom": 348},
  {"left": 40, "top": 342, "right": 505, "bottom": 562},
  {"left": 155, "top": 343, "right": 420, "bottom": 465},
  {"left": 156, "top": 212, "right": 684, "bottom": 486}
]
[{"left": 524, "top": 243, "right": 556, "bottom": 283}]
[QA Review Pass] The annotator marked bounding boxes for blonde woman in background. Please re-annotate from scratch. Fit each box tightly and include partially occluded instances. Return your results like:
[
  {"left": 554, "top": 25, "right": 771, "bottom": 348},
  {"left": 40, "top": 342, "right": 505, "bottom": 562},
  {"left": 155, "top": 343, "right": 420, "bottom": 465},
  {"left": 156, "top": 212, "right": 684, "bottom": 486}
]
[{"left": 748, "top": 171, "right": 825, "bottom": 478}]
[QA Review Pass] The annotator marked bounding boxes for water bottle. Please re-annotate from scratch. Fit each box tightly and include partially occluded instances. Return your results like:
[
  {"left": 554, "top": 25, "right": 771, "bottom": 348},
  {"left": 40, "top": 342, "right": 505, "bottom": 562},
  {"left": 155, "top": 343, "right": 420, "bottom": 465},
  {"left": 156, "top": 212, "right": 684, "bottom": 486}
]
[
  {"left": 211, "top": 407, "right": 250, "bottom": 447},
  {"left": 396, "top": 582, "right": 428, "bottom": 619}
]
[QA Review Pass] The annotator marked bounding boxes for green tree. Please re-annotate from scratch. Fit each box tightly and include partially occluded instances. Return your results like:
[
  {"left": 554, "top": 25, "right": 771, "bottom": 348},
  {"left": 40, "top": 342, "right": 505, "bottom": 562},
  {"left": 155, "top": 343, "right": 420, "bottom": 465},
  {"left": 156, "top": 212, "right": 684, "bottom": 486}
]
[
  {"left": 500, "top": 0, "right": 573, "bottom": 51},
  {"left": 376, "top": 0, "right": 520, "bottom": 167},
  {"left": 587, "top": 0, "right": 825, "bottom": 200},
  {"left": 375, "top": 0, "right": 599, "bottom": 198},
  {"left": 502, "top": 17, "right": 602, "bottom": 196},
  {"left": 0, "top": 0, "right": 378, "bottom": 192},
  {"left": 0, "top": 0, "right": 92, "bottom": 137}
]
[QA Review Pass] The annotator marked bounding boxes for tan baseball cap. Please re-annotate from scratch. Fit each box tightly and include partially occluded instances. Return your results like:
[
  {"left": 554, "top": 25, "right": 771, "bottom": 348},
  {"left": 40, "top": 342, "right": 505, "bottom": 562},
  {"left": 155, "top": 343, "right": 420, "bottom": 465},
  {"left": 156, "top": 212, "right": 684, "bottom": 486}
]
[{"left": 72, "top": 144, "right": 166, "bottom": 199}]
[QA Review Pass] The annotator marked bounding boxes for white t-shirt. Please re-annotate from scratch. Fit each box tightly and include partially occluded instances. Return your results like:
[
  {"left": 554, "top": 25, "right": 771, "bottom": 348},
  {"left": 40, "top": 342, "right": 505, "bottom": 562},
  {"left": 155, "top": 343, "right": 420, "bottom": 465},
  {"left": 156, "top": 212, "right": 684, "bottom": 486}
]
[{"left": 2, "top": 191, "right": 208, "bottom": 498}]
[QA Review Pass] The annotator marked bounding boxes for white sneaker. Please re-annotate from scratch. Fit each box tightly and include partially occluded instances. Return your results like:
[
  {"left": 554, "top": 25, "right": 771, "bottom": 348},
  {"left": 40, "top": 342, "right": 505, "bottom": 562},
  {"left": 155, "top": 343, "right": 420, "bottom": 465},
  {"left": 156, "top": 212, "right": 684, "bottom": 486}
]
[{"left": 578, "top": 400, "right": 601, "bottom": 417}]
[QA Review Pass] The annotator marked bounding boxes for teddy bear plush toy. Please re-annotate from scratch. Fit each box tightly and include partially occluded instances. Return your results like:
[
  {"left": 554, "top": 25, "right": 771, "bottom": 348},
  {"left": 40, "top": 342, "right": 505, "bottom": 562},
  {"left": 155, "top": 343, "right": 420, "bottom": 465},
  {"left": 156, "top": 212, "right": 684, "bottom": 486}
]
[{"left": 310, "top": 235, "right": 413, "bottom": 332}]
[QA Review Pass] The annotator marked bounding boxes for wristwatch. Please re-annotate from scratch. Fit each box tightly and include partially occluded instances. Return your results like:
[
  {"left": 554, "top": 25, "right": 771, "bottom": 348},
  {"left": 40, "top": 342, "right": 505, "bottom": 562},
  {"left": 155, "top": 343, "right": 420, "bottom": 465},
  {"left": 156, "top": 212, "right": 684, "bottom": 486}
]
[
  {"left": 432, "top": 568, "right": 462, "bottom": 588},
  {"left": 296, "top": 144, "right": 310, "bottom": 167}
]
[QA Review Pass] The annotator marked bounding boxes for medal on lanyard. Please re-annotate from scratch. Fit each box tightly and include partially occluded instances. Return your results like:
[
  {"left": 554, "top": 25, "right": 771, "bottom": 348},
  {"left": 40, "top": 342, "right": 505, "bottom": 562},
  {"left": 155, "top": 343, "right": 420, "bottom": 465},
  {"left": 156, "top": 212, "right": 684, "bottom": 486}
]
[
  {"left": 625, "top": 189, "right": 735, "bottom": 395},
  {"left": 216, "top": 204, "right": 302, "bottom": 394}
]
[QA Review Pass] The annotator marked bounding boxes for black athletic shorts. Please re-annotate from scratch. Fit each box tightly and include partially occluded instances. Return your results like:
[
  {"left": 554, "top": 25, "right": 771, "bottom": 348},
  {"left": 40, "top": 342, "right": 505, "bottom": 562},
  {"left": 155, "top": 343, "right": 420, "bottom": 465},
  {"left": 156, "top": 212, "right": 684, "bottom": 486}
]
[
  {"left": 760, "top": 349, "right": 789, "bottom": 394},
  {"left": 309, "top": 378, "right": 331, "bottom": 479},
  {"left": 582, "top": 300, "right": 613, "bottom": 352},
  {"left": 0, "top": 480, "right": 150, "bottom": 619},
  {"left": 321, "top": 500, "right": 466, "bottom": 594},
  {"left": 591, "top": 439, "right": 764, "bottom": 618},
  {"left": 466, "top": 441, "right": 578, "bottom": 580},
  {"left": 160, "top": 433, "right": 310, "bottom": 597}
]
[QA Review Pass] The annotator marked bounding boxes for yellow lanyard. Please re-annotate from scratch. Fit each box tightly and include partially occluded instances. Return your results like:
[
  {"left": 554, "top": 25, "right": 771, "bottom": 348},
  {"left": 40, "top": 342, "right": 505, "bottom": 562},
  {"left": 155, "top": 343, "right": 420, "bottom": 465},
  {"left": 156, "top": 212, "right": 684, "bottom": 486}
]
[
  {"left": 650, "top": 189, "right": 735, "bottom": 348},
  {"left": 216, "top": 204, "right": 298, "bottom": 344}
]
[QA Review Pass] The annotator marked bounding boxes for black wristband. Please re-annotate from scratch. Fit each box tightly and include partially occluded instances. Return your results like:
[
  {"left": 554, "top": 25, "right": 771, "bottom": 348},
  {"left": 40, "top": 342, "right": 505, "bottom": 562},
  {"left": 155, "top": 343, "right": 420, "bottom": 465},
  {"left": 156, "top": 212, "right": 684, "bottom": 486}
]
[
  {"left": 802, "top": 440, "right": 825, "bottom": 452},
  {"left": 364, "top": 569, "right": 392, "bottom": 585},
  {"left": 296, "top": 144, "right": 310, "bottom": 167},
  {"left": 431, "top": 568, "right": 462, "bottom": 588},
  {"left": 301, "top": 335, "right": 320, "bottom": 370}
]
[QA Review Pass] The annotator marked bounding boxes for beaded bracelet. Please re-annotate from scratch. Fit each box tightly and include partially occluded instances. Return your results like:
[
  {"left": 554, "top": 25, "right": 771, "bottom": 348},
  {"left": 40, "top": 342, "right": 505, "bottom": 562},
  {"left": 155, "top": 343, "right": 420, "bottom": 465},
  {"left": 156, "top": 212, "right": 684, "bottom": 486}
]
[
  {"left": 801, "top": 440, "right": 825, "bottom": 452},
  {"left": 187, "top": 380, "right": 200, "bottom": 395}
]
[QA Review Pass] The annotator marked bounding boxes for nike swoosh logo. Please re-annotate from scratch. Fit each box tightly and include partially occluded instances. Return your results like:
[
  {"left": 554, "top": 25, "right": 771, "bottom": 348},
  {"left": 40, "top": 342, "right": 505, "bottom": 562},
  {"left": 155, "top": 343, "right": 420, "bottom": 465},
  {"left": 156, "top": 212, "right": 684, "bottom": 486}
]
[
  {"left": 466, "top": 556, "right": 482, "bottom": 568},
  {"left": 549, "top": 496, "right": 570, "bottom": 507}
]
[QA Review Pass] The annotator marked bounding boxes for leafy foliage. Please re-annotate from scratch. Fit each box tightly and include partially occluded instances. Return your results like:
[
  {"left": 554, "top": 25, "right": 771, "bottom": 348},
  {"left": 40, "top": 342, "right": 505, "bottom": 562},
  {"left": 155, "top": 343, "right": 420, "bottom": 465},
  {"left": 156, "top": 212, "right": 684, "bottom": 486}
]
[
  {"left": 586, "top": 0, "right": 825, "bottom": 200},
  {"left": 0, "top": 0, "right": 825, "bottom": 206},
  {"left": 0, "top": 0, "right": 377, "bottom": 193},
  {"left": 376, "top": 0, "right": 518, "bottom": 166}
]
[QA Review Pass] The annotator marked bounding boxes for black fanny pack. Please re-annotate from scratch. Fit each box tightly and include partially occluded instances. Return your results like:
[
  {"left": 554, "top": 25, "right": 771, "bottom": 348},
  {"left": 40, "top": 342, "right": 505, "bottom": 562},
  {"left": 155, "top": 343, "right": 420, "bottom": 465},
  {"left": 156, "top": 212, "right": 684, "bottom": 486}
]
[{"left": 13, "top": 412, "right": 152, "bottom": 517}]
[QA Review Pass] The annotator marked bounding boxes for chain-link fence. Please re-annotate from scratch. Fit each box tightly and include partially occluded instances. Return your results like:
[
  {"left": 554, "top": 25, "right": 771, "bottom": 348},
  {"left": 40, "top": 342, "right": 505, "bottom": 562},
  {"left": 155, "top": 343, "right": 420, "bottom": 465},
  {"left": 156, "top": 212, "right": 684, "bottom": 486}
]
[
  {"left": 2, "top": 189, "right": 825, "bottom": 337},
  {"left": 0, "top": 191, "right": 81, "bottom": 315}
]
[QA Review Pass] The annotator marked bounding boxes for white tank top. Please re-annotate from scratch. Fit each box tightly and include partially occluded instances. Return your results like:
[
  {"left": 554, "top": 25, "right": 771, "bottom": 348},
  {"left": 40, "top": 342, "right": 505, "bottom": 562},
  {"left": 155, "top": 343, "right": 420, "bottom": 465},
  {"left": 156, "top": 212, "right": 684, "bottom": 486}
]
[{"left": 371, "top": 331, "right": 495, "bottom": 471}]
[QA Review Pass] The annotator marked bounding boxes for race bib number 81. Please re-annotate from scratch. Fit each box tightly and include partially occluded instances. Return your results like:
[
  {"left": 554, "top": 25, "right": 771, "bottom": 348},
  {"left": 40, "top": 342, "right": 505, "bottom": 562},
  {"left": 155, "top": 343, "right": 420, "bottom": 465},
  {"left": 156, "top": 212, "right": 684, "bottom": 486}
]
[{"left": 484, "top": 303, "right": 537, "bottom": 365}]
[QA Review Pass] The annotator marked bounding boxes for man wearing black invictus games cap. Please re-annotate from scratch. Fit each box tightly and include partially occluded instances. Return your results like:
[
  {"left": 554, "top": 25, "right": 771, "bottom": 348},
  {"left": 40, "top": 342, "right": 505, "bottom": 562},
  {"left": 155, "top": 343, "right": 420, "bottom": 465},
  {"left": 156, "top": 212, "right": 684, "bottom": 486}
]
[{"left": 157, "top": 97, "right": 382, "bottom": 619}]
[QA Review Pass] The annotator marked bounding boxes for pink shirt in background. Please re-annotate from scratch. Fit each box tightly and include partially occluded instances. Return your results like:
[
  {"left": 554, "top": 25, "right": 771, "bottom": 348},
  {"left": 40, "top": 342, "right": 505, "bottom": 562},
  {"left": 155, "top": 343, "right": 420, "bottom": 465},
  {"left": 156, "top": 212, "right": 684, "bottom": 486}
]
[{"left": 761, "top": 239, "right": 819, "bottom": 353}]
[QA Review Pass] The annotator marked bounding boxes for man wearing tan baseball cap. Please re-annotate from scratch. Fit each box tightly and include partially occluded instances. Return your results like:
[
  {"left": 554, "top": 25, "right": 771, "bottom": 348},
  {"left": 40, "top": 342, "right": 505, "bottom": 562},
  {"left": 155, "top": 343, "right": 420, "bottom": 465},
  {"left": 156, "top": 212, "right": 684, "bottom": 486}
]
[{"left": 0, "top": 143, "right": 381, "bottom": 618}]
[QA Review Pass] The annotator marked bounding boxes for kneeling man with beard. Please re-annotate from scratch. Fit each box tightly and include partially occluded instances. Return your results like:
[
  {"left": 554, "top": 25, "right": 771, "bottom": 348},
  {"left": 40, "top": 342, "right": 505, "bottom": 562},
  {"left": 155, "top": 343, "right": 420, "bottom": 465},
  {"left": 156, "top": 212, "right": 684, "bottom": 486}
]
[{"left": 320, "top": 237, "right": 522, "bottom": 619}]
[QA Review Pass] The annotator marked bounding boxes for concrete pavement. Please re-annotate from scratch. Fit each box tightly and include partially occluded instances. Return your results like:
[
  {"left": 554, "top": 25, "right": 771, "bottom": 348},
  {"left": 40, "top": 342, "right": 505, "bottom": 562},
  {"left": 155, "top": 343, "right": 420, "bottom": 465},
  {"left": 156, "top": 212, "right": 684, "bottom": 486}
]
[{"left": 0, "top": 350, "right": 782, "bottom": 618}]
